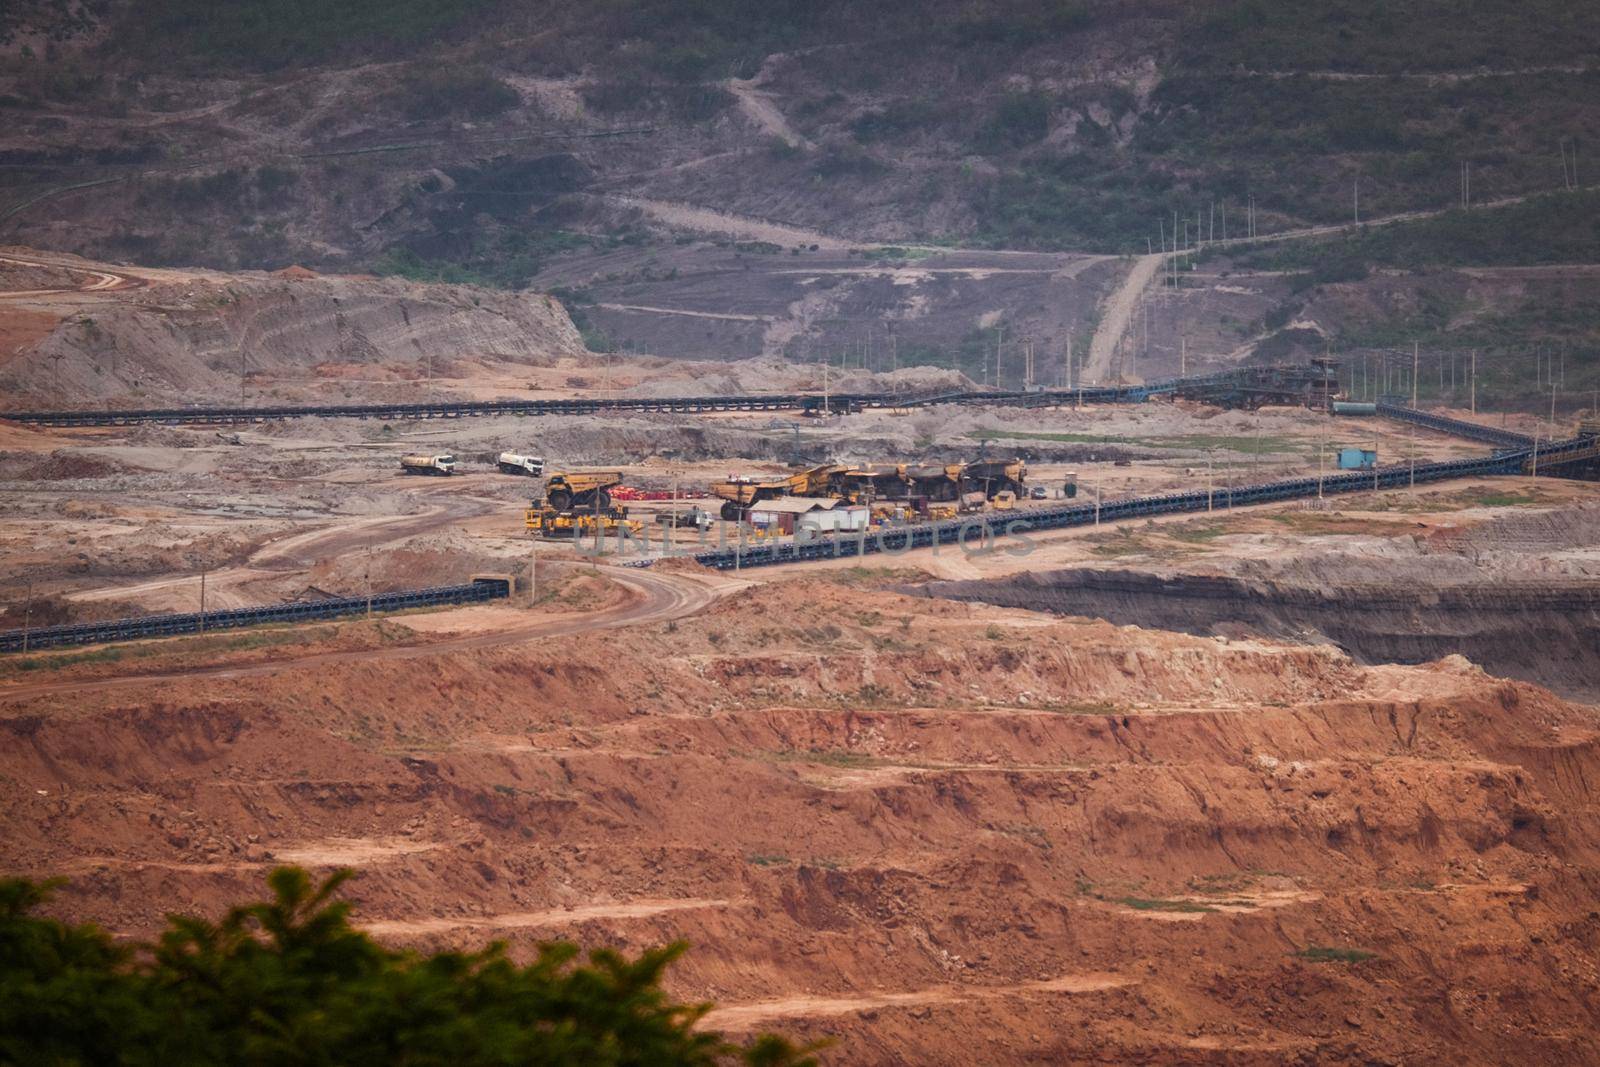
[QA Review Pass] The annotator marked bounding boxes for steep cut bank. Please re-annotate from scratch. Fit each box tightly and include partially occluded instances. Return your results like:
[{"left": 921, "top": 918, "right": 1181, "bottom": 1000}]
[
  {"left": 8, "top": 581, "right": 1600, "bottom": 1062},
  {"left": 922, "top": 568, "right": 1600, "bottom": 700},
  {"left": 0, "top": 257, "right": 585, "bottom": 405}
]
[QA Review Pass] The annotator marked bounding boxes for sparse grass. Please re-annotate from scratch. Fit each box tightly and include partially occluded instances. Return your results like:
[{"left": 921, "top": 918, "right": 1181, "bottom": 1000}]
[
  {"left": 1295, "top": 945, "right": 1378, "bottom": 964},
  {"left": 1113, "top": 896, "right": 1218, "bottom": 913},
  {"left": 1039, "top": 700, "right": 1122, "bottom": 716},
  {"left": 1087, "top": 530, "right": 1148, "bottom": 558},
  {"left": 746, "top": 853, "right": 790, "bottom": 867},
  {"left": 1187, "top": 872, "right": 1255, "bottom": 895},
  {"left": 1167, "top": 522, "right": 1229, "bottom": 544},
  {"left": 1473, "top": 490, "right": 1546, "bottom": 507},
  {"left": 1267, "top": 512, "right": 1416, "bottom": 535},
  {"left": 967, "top": 429, "right": 1122, "bottom": 445},
  {"left": 1363, "top": 484, "right": 1557, "bottom": 512},
  {"left": 827, "top": 566, "right": 932, "bottom": 588},
  {"left": 968, "top": 429, "right": 1307, "bottom": 454},
  {"left": 770, "top": 748, "right": 879, "bottom": 769}
]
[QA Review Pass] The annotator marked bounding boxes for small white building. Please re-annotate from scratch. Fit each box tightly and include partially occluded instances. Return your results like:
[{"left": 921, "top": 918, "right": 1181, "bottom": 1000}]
[{"left": 747, "top": 496, "right": 868, "bottom": 536}]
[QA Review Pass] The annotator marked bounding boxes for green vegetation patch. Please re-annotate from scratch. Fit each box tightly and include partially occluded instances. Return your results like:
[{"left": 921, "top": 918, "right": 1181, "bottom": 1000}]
[
  {"left": 121, "top": 0, "right": 499, "bottom": 69},
  {"left": 1113, "top": 896, "right": 1218, "bottom": 913},
  {"left": 1295, "top": 945, "right": 1379, "bottom": 964}
]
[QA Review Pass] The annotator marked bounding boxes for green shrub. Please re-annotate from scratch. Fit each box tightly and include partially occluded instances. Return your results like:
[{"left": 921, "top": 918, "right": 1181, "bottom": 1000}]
[
  {"left": 0, "top": 867, "right": 817, "bottom": 1065},
  {"left": 1295, "top": 945, "right": 1378, "bottom": 964},
  {"left": 388, "top": 65, "right": 519, "bottom": 120},
  {"left": 977, "top": 91, "right": 1052, "bottom": 153}
]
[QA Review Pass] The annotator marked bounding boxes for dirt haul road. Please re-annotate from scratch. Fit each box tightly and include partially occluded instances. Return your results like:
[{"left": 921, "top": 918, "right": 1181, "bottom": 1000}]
[
  {"left": 0, "top": 563, "right": 722, "bottom": 704},
  {"left": 65, "top": 488, "right": 503, "bottom": 611},
  {"left": 0, "top": 251, "right": 142, "bottom": 298}
]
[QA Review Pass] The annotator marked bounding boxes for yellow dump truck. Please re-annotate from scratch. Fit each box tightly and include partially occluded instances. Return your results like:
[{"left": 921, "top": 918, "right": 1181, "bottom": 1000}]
[
  {"left": 542, "top": 470, "right": 624, "bottom": 512},
  {"left": 961, "top": 459, "right": 1027, "bottom": 499},
  {"left": 710, "top": 464, "right": 844, "bottom": 521}
]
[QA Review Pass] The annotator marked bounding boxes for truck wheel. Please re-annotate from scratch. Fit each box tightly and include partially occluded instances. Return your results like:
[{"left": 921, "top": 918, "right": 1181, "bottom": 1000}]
[
  {"left": 595, "top": 488, "right": 612, "bottom": 511},
  {"left": 547, "top": 489, "right": 572, "bottom": 512},
  {"left": 720, "top": 501, "right": 742, "bottom": 521}
]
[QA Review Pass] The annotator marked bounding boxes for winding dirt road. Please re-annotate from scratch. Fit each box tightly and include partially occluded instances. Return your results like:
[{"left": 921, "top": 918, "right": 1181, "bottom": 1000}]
[
  {"left": 66, "top": 485, "right": 501, "bottom": 611},
  {"left": 0, "top": 251, "right": 141, "bottom": 299}
]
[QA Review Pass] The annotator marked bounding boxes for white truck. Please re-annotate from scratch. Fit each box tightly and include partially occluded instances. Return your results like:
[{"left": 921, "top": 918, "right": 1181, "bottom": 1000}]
[
  {"left": 497, "top": 451, "right": 545, "bottom": 477},
  {"left": 400, "top": 453, "right": 456, "bottom": 476}
]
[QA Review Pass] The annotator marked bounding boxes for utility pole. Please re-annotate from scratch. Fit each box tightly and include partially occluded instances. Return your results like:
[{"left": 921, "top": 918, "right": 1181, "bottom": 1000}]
[
  {"left": 365, "top": 543, "right": 373, "bottom": 618},
  {"left": 21, "top": 579, "right": 32, "bottom": 654},
  {"left": 1353, "top": 176, "right": 1359, "bottom": 224},
  {"left": 1368, "top": 425, "right": 1379, "bottom": 493},
  {"left": 995, "top": 325, "right": 1004, "bottom": 390},
  {"left": 528, "top": 533, "right": 538, "bottom": 605},
  {"left": 1317, "top": 425, "right": 1325, "bottom": 499},
  {"left": 1411, "top": 341, "right": 1419, "bottom": 408},
  {"left": 199, "top": 569, "right": 207, "bottom": 635},
  {"left": 1470, "top": 349, "right": 1477, "bottom": 414},
  {"left": 1206, "top": 451, "right": 1214, "bottom": 512},
  {"left": 1408, "top": 422, "right": 1415, "bottom": 489}
]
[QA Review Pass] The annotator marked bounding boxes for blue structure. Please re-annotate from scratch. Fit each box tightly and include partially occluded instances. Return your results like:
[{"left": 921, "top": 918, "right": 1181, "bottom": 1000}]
[{"left": 1337, "top": 447, "right": 1377, "bottom": 470}]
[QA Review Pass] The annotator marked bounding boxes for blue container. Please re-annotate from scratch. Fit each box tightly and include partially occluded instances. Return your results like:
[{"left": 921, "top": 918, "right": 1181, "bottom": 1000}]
[{"left": 1337, "top": 447, "right": 1377, "bottom": 470}]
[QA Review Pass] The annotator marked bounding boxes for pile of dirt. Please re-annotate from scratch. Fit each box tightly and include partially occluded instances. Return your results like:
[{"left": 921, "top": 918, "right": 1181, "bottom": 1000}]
[
  {"left": 305, "top": 529, "right": 513, "bottom": 596},
  {"left": 0, "top": 449, "right": 131, "bottom": 481}
]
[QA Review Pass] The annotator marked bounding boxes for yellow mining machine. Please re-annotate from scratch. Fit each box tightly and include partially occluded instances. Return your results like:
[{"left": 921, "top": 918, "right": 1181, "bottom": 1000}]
[
  {"left": 710, "top": 463, "right": 845, "bottom": 521},
  {"left": 960, "top": 459, "right": 1028, "bottom": 499},
  {"left": 524, "top": 506, "right": 643, "bottom": 539},
  {"left": 541, "top": 470, "right": 625, "bottom": 512}
]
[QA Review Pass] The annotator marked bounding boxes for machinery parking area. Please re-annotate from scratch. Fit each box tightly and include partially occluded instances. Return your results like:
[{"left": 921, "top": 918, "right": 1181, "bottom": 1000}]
[{"left": 0, "top": 375, "right": 1590, "bottom": 641}]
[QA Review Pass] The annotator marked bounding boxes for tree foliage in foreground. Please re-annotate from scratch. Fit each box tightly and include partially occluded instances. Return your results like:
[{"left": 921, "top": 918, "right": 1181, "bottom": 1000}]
[{"left": 0, "top": 867, "right": 818, "bottom": 1067}]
